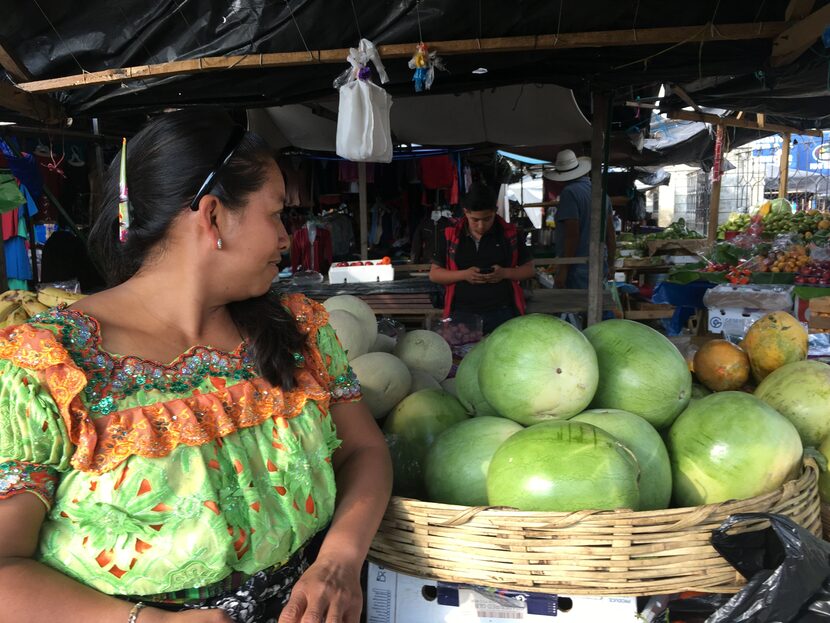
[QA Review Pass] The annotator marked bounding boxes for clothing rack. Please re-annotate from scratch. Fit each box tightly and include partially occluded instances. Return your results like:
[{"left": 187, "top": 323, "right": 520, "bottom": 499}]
[{"left": 0, "top": 166, "right": 36, "bottom": 287}]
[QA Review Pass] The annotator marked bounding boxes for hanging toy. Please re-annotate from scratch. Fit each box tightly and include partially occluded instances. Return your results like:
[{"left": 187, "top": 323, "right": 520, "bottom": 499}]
[
  {"left": 408, "top": 42, "right": 446, "bottom": 92},
  {"left": 409, "top": 43, "right": 429, "bottom": 92}
]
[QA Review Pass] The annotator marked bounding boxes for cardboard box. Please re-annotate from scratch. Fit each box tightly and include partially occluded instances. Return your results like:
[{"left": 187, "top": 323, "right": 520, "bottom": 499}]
[
  {"left": 366, "top": 563, "right": 639, "bottom": 623},
  {"left": 328, "top": 263, "right": 394, "bottom": 284},
  {"left": 795, "top": 291, "right": 830, "bottom": 323},
  {"left": 707, "top": 307, "right": 767, "bottom": 338}
]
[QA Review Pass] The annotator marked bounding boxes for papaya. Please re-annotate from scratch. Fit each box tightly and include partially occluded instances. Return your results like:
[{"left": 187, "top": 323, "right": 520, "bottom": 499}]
[
  {"left": 693, "top": 339, "right": 750, "bottom": 392},
  {"left": 741, "top": 311, "right": 808, "bottom": 383}
]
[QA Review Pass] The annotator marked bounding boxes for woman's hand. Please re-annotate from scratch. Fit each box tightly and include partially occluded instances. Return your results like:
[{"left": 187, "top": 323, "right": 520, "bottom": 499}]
[{"left": 277, "top": 558, "right": 363, "bottom": 623}]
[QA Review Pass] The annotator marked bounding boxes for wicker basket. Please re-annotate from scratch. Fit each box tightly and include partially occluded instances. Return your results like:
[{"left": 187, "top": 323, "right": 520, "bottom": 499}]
[
  {"left": 369, "top": 460, "right": 821, "bottom": 596},
  {"left": 822, "top": 502, "right": 830, "bottom": 541}
]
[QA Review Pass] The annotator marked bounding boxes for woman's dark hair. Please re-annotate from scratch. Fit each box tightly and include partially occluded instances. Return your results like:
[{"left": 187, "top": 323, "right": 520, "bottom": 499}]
[
  {"left": 462, "top": 182, "right": 497, "bottom": 213},
  {"left": 88, "top": 108, "right": 305, "bottom": 389}
]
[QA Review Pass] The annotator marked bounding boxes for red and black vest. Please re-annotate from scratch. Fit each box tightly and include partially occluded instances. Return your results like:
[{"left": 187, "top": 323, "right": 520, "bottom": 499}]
[{"left": 442, "top": 215, "right": 527, "bottom": 318}]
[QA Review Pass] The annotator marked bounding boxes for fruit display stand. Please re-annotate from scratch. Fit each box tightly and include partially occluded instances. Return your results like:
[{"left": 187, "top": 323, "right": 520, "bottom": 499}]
[
  {"left": 275, "top": 279, "right": 443, "bottom": 327},
  {"left": 645, "top": 238, "right": 710, "bottom": 258},
  {"left": 368, "top": 459, "right": 820, "bottom": 597}
]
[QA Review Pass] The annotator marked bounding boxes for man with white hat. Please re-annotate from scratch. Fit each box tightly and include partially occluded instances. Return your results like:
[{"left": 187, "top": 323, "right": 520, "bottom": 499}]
[{"left": 544, "top": 149, "right": 616, "bottom": 289}]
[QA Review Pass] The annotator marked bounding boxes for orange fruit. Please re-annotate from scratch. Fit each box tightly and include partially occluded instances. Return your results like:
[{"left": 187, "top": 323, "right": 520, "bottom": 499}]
[{"left": 693, "top": 340, "right": 751, "bottom": 392}]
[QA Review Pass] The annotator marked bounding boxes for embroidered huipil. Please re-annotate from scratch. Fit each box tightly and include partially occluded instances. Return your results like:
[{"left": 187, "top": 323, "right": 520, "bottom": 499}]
[{"left": 0, "top": 294, "right": 361, "bottom": 598}]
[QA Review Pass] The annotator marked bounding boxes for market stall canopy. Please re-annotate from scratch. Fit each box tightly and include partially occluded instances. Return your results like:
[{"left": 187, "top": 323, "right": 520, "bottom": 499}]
[
  {"left": 3, "top": 0, "right": 830, "bottom": 126},
  {"left": 249, "top": 84, "right": 591, "bottom": 151},
  {"left": 503, "top": 110, "right": 767, "bottom": 169}
]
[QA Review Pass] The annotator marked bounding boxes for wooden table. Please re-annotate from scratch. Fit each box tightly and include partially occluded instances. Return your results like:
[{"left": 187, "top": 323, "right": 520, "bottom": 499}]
[{"left": 525, "top": 288, "right": 616, "bottom": 314}]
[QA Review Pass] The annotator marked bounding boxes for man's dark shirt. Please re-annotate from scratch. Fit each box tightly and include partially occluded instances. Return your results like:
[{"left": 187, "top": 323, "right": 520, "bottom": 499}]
[{"left": 433, "top": 219, "right": 531, "bottom": 312}]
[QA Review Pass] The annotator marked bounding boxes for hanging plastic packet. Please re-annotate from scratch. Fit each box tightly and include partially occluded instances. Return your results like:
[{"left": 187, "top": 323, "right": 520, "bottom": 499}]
[
  {"left": 407, "top": 42, "right": 446, "bottom": 92},
  {"left": 334, "top": 38, "right": 394, "bottom": 163}
]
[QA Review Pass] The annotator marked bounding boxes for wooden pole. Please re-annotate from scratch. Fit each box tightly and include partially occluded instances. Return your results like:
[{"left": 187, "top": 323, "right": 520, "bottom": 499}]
[
  {"left": 667, "top": 109, "right": 822, "bottom": 137},
  {"left": 779, "top": 133, "right": 791, "bottom": 200},
  {"left": 587, "top": 91, "right": 609, "bottom": 327},
  {"left": 17, "top": 22, "right": 787, "bottom": 94},
  {"left": 358, "top": 162, "right": 368, "bottom": 261},
  {"left": 708, "top": 124, "right": 725, "bottom": 243}
]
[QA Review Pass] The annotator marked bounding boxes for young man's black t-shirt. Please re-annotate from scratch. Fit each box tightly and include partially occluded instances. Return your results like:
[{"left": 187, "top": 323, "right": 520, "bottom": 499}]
[{"left": 433, "top": 219, "right": 531, "bottom": 312}]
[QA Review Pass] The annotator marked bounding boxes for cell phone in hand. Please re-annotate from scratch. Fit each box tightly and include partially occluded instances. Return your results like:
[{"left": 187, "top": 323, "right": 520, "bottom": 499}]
[{"left": 479, "top": 266, "right": 495, "bottom": 274}]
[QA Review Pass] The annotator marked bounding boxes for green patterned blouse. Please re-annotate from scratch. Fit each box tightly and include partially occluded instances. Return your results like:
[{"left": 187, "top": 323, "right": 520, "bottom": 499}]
[{"left": 0, "top": 294, "right": 361, "bottom": 600}]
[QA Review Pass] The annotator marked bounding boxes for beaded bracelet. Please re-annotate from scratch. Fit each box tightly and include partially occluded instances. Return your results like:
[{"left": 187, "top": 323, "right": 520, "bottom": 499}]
[{"left": 127, "top": 602, "right": 146, "bottom": 623}]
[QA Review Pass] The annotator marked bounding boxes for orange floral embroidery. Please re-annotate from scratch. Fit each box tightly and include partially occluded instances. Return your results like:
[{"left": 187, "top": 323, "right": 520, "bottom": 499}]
[
  {"left": 0, "top": 295, "right": 338, "bottom": 475},
  {"left": 81, "top": 374, "right": 330, "bottom": 474}
]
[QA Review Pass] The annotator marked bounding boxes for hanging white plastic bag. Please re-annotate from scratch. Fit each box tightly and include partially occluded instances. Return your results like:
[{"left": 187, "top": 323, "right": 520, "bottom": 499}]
[{"left": 335, "top": 39, "right": 394, "bottom": 163}]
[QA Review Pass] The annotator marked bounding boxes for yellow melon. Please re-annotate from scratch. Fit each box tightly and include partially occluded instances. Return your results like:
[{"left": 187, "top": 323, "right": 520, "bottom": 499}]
[
  {"left": 693, "top": 340, "right": 751, "bottom": 392},
  {"left": 741, "top": 311, "right": 808, "bottom": 383}
]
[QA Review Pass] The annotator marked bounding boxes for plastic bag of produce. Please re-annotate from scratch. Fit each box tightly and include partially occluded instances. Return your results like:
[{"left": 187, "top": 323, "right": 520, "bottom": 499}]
[
  {"left": 428, "top": 313, "right": 483, "bottom": 354},
  {"left": 707, "top": 513, "right": 830, "bottom": 622}
]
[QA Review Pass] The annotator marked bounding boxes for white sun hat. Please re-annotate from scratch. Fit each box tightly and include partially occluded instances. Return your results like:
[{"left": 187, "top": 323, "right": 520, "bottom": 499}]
[{"left": 543, "top": 149, "right": 592, "bottom": 182}]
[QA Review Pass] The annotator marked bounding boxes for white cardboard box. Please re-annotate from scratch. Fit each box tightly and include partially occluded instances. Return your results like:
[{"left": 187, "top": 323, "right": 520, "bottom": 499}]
[
  {"left": 366, "top": 563, "right": 639, "bottom": 623},
  {"left": 328, "top": 263, "right": 394, "bottom": 284},
  {"left": 707, "top": 307, "right": 767, "bottom": 338}
]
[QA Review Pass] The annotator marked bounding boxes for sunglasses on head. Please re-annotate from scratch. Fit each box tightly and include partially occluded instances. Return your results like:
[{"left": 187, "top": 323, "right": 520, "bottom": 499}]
[{"left": 189, "top": 125, "right": 246, "bottom": 211}]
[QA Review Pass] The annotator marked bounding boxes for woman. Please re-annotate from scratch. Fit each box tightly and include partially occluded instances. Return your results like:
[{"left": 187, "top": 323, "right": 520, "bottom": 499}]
[{"left": 0, "top": 110, "right": 392, "bottom": 623}]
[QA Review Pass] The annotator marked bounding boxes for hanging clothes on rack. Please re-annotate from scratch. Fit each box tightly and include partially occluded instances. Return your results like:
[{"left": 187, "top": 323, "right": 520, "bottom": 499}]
[
  {"left": 277, "top": 157, "right": 313, "bottom": 208},
  {"left": 290, "top": 222, "right": 333, "bottom": 273},
  {"left": 410, "top": 212, "right": 453, "bottom": 264},
  {"left": 323, "top": 207, "right": 355, "bottom": 259},
  {"left": 338, "top": 161, "right": 375, "bottom": 184},
  {"left": 4, "top": 184, "right": 39, "bottom": 284},
  {"left": 0, "top": 139, "right": 43, "bottom": 200},
  {"left": 419, "top": 155, "right": 459, "bottom": 205}
]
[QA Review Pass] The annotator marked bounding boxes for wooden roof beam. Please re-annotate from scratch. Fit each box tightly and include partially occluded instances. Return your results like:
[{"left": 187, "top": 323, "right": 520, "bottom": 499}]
[
  {"left": 670, "top": 85, "right": 702, "bottom": 112},
  {"left": 0, "top": 36, "right": 32, "bottom": 82},
  {"left": 785, "top": 0, "right": 816, "bottom": 21},
  {"left": 0, "top": 81, "right": 64, "bottom": 124},
  {"left": 15, "top": 21, "right": 788, "bottom": 95},
  {"left": 667, "top": 108, "right": 822, "bottom": 137},
  {"left": 771, "top": 3, "right": 830, "bottom": 67}
]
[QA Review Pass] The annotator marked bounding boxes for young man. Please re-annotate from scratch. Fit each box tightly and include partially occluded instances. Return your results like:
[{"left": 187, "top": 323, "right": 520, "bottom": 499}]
[
  {"left": 430, "top": 183, "right": 535, "bottom": 333},
  {"left": 544, "top": 150, "right": 616, "bottom": 289}
]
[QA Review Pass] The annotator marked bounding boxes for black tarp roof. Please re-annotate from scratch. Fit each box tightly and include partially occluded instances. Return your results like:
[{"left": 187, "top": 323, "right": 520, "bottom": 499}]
[{"left": 3, "top": 0, "right": 830, "bottom": 127}]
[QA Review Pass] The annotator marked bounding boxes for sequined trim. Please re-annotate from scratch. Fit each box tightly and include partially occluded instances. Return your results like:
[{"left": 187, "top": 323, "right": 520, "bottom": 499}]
[
  {"left": 33, "top": 307, "right": 258, "bottom": 416},
  {"left": 0, "top": 295, "right": 340, "bottom": 474},
  {"left": 0, "top": 460, "right": 59, "bottom": 509},
  {"left": 330, "top": 367, "right": 362, "bottom": 403}
]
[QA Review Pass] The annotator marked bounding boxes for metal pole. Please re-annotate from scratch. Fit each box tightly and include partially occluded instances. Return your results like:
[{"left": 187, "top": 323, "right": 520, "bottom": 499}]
[
  {"left": 358, "top": 162, "right": 368, "bottom": 260},
  {"left": 588, "top": 91, "right": 610, "bottom": 326},
  {"left": 707, "top": 124, "right": 724, "bottom": 243},
  {"left": 779, "top": 133, "right": 791, "bottom": 200}
]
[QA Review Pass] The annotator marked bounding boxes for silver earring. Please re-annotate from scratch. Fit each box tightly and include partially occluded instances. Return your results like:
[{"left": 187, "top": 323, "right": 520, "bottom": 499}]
[{"left": 216, "top": 238, "right": 223, "bottom": 250}]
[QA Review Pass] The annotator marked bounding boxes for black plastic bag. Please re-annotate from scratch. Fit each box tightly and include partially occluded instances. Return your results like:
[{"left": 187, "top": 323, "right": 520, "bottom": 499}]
[{"left": 707, "top": 512, "right": 830, "bottom": 622}]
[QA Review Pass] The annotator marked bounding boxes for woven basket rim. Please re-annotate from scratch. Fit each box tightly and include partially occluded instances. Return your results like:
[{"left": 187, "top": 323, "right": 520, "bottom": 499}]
[
  {"left": 387, "top": 457, "right": 818, "bottom": 525},
  {"left": 370, "top": 458, "right": 821, "bottom": 595}
]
